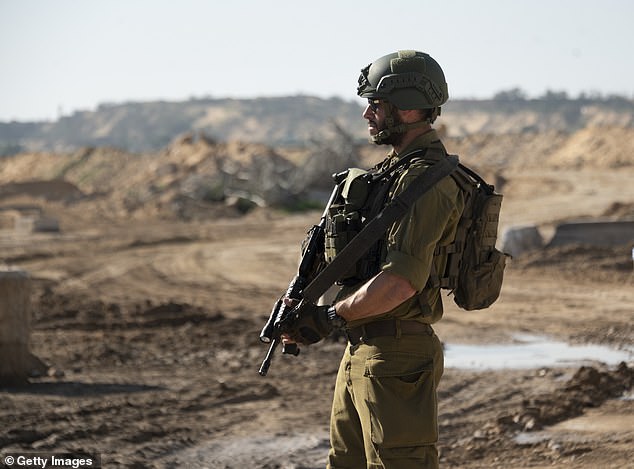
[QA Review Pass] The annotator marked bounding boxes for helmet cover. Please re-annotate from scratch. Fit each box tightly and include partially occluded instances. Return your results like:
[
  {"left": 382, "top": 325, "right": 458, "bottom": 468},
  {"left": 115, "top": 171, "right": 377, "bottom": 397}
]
[{"left": 357, "top": 50, "right": 448, "bottom": 109}]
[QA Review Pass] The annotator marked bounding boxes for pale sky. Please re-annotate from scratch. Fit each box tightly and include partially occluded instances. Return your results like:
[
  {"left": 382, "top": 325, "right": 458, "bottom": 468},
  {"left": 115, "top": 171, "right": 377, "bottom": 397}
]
[{"left": 1, "top": 0, "right": 633, "bottom": 122}]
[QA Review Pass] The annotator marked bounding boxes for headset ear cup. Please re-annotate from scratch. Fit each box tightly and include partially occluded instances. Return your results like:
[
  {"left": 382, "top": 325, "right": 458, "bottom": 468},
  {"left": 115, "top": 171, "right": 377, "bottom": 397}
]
[{"left": 429, "top": 107, "right": 441, "bottom": 124}]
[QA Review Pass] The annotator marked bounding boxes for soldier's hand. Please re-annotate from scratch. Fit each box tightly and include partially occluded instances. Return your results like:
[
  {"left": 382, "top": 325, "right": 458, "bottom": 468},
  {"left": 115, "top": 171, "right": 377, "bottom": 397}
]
[
  {"left": 282, "top": 300, "right": 345, "bottom": 345},
  {"left": 281, "top": 297, "right": 300, "bottom": 345}
]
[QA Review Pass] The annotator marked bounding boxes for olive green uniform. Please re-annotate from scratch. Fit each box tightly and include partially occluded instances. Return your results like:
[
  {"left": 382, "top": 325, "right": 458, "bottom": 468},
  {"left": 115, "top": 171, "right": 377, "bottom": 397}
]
[{"left": 327, "top": 130, "right": 464, "bottom": 469}]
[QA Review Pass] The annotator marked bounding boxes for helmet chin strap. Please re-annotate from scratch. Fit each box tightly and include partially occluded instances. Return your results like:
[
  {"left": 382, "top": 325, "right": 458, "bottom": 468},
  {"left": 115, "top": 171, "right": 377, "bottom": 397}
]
[{"left": 371, "top": 119, "right": 430, "bottom": 145}]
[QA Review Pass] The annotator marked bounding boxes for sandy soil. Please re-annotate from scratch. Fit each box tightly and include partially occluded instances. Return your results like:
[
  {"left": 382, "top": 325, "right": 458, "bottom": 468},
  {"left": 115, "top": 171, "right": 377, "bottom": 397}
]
[{"left": 0, "top": 158, "right": 633, "bottom": 468}]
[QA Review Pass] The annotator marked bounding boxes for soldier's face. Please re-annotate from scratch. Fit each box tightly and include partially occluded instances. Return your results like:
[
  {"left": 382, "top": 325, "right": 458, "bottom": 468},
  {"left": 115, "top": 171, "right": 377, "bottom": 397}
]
[
  {"left": 363, "top": 99, "right": 406, "bottom": 146},
  {"left": 363, "top": 98, "right": 386, "bottom": 138}
]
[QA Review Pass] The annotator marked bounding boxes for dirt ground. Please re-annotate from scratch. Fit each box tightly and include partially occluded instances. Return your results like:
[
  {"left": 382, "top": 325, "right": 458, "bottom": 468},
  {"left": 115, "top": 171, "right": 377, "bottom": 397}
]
[{"left": 1, "top": 154, "right": 633, "bottom": 468}]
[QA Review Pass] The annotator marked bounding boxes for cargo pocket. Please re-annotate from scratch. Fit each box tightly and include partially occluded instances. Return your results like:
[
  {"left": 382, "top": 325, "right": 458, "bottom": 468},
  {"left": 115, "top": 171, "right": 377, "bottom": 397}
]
[{"left": 363, "top": 352, "right": 438, "bottom": 449}]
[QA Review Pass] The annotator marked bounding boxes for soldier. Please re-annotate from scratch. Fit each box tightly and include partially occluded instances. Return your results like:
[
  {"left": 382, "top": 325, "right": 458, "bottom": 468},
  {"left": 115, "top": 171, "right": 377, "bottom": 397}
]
[{"left": 284, "top": 50, "right": 464, "bottom": 468}]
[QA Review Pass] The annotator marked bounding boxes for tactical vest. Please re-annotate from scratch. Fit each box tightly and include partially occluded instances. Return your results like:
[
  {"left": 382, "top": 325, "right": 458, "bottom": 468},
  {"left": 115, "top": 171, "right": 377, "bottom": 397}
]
[
  {"left": 325, "top": 148, "right": 437, "bottom": 286},
  {"left": 323, "top": 145, "right": 506, "bottom": 311}
]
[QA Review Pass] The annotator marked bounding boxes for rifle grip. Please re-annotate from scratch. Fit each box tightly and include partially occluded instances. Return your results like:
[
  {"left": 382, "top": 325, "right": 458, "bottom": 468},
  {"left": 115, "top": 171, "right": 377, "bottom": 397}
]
[{"left": 282, "top": 342, "right": 300, "bottom": 356}]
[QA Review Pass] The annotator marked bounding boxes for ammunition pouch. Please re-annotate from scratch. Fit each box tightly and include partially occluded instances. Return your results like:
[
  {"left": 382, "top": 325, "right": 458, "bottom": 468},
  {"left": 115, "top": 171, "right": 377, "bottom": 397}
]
[{"left": 324, "top": 160, "right": 408, "bottom": 285}]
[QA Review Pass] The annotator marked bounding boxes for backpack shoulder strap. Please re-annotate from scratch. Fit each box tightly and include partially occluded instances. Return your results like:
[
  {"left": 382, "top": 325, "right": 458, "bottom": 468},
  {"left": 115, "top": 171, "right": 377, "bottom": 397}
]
[{"left": 456, "top": 163, "right": 495, "bottom": 195}]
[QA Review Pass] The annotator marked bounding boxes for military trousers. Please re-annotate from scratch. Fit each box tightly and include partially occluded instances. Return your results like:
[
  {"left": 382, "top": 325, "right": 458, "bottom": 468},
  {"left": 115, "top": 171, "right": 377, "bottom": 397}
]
[{"left": 327, "top": 329, "right": 444, "bottom": 469}]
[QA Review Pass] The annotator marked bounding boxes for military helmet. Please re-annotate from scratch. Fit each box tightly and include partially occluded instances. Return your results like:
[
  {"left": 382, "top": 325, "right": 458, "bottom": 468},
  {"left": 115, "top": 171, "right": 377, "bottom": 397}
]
[{"left": 357, "top": 50, "right": 448, "bottom": 110}]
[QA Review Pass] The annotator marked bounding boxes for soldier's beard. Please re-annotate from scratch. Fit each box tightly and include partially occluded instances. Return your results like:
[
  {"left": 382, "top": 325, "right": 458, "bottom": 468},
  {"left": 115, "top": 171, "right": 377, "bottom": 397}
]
[{"left": 373, "top": 112, "right": 406, "bottom": 147}]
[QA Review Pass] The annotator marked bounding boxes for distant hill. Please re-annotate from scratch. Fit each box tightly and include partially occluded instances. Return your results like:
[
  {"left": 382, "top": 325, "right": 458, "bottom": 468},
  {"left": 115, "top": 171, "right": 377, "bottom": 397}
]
[
  {"left": 1, "top": 94, "right": 633, "bottom": 155},
  {"left": 0, "top": 125, "right": 632, "bottom": 220}
]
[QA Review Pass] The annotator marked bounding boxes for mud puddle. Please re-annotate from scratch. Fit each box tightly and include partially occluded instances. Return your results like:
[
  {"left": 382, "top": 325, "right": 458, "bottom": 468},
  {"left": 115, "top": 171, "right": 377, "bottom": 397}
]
[
  {"left": 169, "top": 432, "right": 329, "bottom": 469},
  {"left": 444, "top": 334, "right": 633, "bottom": 370}
]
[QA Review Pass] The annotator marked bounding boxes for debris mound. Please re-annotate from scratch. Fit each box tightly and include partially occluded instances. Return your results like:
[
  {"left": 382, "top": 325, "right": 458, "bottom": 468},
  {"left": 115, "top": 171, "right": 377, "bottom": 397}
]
[{"left": 497, "top": 363, "right": 633, "bottom": 432}]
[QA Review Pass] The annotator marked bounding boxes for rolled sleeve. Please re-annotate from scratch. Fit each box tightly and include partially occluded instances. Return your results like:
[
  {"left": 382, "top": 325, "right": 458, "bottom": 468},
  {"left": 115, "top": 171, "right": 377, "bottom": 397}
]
[{"left": 381, "top": 250, "right": 429, "bottom": 291}]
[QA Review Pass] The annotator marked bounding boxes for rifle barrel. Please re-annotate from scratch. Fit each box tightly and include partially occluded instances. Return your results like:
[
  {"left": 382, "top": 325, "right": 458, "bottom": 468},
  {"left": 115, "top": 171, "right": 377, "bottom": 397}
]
[{"left": 258, "top": 339, "right": 278, "bottom": 376}]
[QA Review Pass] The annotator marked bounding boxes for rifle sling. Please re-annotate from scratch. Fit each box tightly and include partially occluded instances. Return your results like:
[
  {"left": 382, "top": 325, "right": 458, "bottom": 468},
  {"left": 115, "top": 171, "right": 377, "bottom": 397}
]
[{"left": 301, "top": 154, "right": 459, "bottom": 303}]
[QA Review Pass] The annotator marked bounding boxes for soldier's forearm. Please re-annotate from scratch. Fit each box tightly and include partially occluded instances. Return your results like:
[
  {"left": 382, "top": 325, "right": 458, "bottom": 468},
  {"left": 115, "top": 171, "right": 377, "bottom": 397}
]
[{"left": 335, "top": 271, "right": 416, "bottom": 322}]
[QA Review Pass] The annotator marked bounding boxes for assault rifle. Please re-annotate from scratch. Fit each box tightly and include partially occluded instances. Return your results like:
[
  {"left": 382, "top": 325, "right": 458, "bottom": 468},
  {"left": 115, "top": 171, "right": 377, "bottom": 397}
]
[
  {"left": 258, "top": 153, "right": 459, "bottom": 376},
  {"left": 258, "top": 181, "right": 342, "bottom": 376}
]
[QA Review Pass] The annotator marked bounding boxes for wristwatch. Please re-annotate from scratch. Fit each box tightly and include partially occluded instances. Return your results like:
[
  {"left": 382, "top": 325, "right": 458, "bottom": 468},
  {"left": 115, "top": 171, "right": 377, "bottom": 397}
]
[{"left": 326, "top": 305, "right": 347, "bottom": 330}]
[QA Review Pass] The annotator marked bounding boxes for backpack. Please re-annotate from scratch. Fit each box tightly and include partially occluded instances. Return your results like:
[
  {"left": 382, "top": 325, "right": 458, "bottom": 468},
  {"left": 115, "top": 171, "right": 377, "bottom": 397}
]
[{"left": 428, "top": 162, "right": 508, "bottom": 310}]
